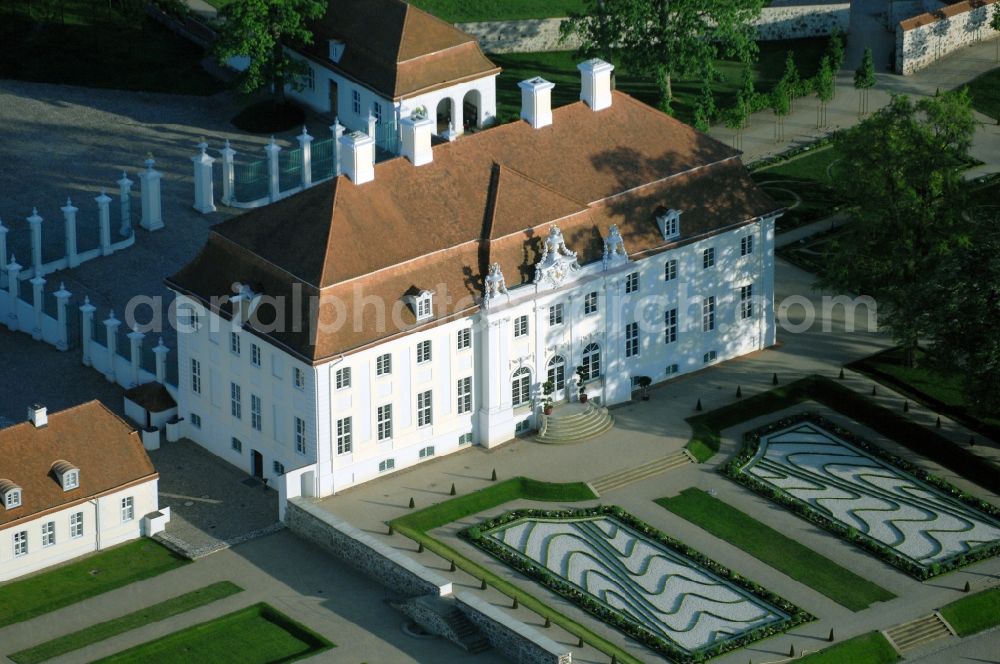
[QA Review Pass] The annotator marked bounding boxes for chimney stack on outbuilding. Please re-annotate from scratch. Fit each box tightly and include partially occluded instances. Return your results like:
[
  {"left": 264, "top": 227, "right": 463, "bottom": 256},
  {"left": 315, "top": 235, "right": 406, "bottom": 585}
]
[
  {"left": 401, "top": 113, "right": 434, "bottom": 166},
  {"left": 578, "top": 58, "right": 614, "bottom": 111},
  {"left": 518, "top": 77, "right": 555, "bottom": 129},
  {"left": 27, "top": 404, "right": 47, "bottom": 428},
  {"left": 339, "top": 131, "right": 375, "bottom": 185}
]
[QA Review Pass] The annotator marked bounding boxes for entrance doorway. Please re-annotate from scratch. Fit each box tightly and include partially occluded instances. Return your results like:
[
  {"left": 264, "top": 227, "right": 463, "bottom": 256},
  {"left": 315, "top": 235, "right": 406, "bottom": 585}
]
[
  {"left": 436, "top": 97, "right": 453, "bottom": 134},
  {"left": 251, "top": 450, "right": 264, "bottom": 479},
  {"left": 547, "top": 355, "right": 566, "bottom": 401},
  {"left": 328, "top": 79, "right": 339, "bottom": 117}
]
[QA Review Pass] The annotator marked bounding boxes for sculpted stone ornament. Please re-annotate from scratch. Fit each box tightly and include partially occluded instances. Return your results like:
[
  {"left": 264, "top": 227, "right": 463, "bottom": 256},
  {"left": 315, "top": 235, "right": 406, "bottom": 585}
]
[
  {"left": 483, "top": 262, "right": 509, "bottom": 309},
  {"left": 603, "top": 223, "right": 628, "bottom": 269},
  {"left": 534, "top": 225, "right": 580, "bottom": 288}
]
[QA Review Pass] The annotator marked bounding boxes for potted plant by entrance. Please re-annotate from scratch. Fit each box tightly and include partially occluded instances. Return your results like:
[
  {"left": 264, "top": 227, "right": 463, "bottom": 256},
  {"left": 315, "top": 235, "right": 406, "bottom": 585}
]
[
  {"left": 576, "top": 366, "right": 589, "bottom": 403},
  {"left": 635, "top": 376, "right": 652, "bottom": 401},
  {"left": 542, "top": 381, "right": 555, "bottom": 415}
]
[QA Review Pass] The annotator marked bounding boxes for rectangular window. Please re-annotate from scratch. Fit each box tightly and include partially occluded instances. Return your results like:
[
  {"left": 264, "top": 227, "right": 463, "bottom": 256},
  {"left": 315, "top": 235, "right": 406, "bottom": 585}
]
[
  {"left": 70, "top": 512, "right": 84, "bottom": 539},
  {"left": 740, "top": 284, "right": 754, "bottom": 320},
  {"left": 664, "top": 308, "right": 678, "bottom": 344},
  {"left": 416, "top": 296, "right": 432, "bottom": 320},
  {"left": 666, "top": 363, "right": 679, "bottom": 376},
  {"left": 186, "top": 310, "right": 201, "bottom": 332},
  {"left": 336, "top": 417, "right": 352, "bottom": 454},
  {"left": 418, "top": 446, "right": 435, "bottom": 459},
  {"left": 549, "top": 304, "right": 564, "bottom": 326},
  {"left": 379, "top": 458, "right": 395, "bottom": 473},
  {"left": 514, "top": 315, "right": 529, "bottom": 338},
  {"left": 664, "top": 259, "right": 677, "bottom": 282},
  {"left": 625, "top": 272, "right": 639, "bottom": 294},
  {"left": 376, "top": 353, "right": 392, "bottom": 376},
  {"left": 230, "top": 332, "right": 241, "bottom": 356},
  {"left": 704, "top": 350, "right": 718, "bottom": 364},
  {"left": 293, "top": 367, "right": 305, "bottom": 390},
  {"left": 703, "top": 247, "right": 715, "bottom": 269},
  {"left": 251, "top": 343, "right": 261, "bottom": 368},
  {"left": 41, "top": 521, "right": 55, "bottom": 547},
  {"left": 417, "top": 390, "right": 433, "bottom": 427},
  {"left": 231, "top": 437, "right": 243, "bottom": 453},
  {"left": 515, "top": 419, "right": 531, "bottom": 434},
  {"left": 702, "top": 296, "right": 716, "bottom": 332},
  {"left": 335, "top": 367, "right": 352, "bottom": 390},
  {"left": 273, "top": 461, "right": 286, "bottom": 475},
  {"left": 230, "top": 383, "right": 242, "bottom": 419},
  {"left": 377, "top": 404, "right": 393, "bottom": 441},
  {"left": 416, "top": 340, "right": 432, "bottom": 363},
  {"left": 121, "top": 497, "right": 134, "bottom": 522},
  {"left": 625, "top": 322, "right": 639, "bottom": 358},
  {"left": 13, "top": 531, "right": 27, "bottom": 557},
  {"left": 294, "top": 417, "right": 306, "bottom": 454},
  {"left": 191, "top": 413, "right": 202, "bottom": 428},
  {"left": 741, "top": 234, "right": 754, "bottom": 256},
  {"left": 352, "top": 89, "right": 361, "bottom": 115},
  {"left": 456, "top": 377, "right": 472, "bottom": 414},
  {"left": 457, "top": 328, "right": 472, "bottom": 350},
  {"left": 584, "top": 291, "right": 598, "bottom": 315},
  {"left": 191, "top": 358, "right": 201, "bottom": 394},
  {"left": 372, "top": 101, "right": 382, "bottom": 123},
  {"left": 458, "top": 432, "right": 473, "bottom": 445},
  {"left": 251, "top": 395, "right": 262, "bottom": 431},
  {"left": 304, "top": 67, "right": 314, "bottom": 91}
]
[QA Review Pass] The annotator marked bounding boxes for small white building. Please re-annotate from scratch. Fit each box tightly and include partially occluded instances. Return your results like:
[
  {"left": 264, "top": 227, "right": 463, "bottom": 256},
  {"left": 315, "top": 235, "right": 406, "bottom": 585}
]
[
  {"left": 287, "top": 0, "right": 500, "bottom": 140},
  {"left": 0, "top": 402, "right": 166, "bottom": 582},
  {"left": 167, "top": 61, "right": 780, "bottom": 499}
]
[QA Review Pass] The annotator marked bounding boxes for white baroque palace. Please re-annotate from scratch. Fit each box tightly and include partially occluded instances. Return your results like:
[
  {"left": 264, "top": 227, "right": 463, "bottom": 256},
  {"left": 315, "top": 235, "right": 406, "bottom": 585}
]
[{"left": 167, "top": 59, "right": 779, "bottom": 498}]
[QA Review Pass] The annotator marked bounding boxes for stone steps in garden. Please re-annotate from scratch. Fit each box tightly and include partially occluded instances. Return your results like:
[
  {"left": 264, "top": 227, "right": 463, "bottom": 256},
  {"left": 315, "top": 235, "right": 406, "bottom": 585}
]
[
  {"left": 884, "top": 612, "right": 954, "bottom": 654},
  {"left": 444, "top": 609, "right": 492, "bottom": 654},
  {"left": 535, "top": 402, "right": 614, "bottom": 444},
  {"left": 591, "top": 451, "right": 694, "bottom": 494}
]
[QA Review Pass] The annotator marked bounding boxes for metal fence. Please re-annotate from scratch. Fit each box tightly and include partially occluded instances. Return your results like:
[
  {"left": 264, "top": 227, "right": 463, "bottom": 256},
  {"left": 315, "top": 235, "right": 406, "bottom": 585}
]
[
  {"left": 373, "top": 120, "right": 400, "bottom": 156},
  {"left": 279, "top": 147, "right": 303, "bottom": 192},
  {"left": 234, "top": 158, "right": 268, "bottom": 203},
  {"left": 312, "top": 137, "right": 336, "bottom": 182}
]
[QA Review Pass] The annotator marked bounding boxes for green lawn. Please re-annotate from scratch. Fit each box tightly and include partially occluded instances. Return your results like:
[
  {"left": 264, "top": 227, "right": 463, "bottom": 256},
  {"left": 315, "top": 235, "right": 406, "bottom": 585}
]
[
  {"left": 798, "top": 631, "right": 900, "bottom": 664},
  {"left": 8, "top": 581, "right": 242, "bottom": 664},
  {"left": 940, "top": 587, "right": 1000, "bottom": 636},
  {"left": 493, "top": 38, "right": 830, "bottom": 125},
  {"left": 752, "top": 145, "right": 846, "bottom": 231},
  {"left": 777, "top": 223, "right": 850, "bottom": 275},
  {"left": 93, "top": 603, "right": 334, "bottom": 664},
  {"left": 656, "top": 488, "right": 894, "bottom": 611},
  {"left": 0, "top": 1, "right": 221, "bottom": 95},
  {"left": 0, "top": 540, "right": 189, "bottom": 629},
  {"left": 964, "top": 67, "right": 1000, "bottom": 121},
  {"left": 409, "top": 0, "right": 586, "bottom": 22}
]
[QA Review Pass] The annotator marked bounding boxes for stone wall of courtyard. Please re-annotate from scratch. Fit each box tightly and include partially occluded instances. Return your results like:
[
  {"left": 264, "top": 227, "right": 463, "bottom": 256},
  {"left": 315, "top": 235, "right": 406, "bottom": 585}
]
[
  {"left": 456, "top": 592, "right": 573, "bottom": 664},
  {"left": 896, "top": 0, "right": 999, "bottom": 74}
]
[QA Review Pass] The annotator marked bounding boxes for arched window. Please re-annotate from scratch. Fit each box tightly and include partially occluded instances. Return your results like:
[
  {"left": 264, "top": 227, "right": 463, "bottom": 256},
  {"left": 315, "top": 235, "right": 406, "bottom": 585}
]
[
  {"left": 511, "top": 367, "right": 531, "bottom": 407},
  {"left": 547, "top": 355, "right": 566, "bottom": 391},
  {"left": 581, "top": 343, "right": 601, "bottom": 381}
]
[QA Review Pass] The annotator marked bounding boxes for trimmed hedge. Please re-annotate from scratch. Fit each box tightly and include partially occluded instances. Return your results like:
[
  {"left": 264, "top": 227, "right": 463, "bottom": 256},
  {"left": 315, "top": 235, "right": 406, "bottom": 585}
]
[
  {"left": 722, "top": 412, "right": 1000, "bottom": 580},
  {"left": 463, "top": 505, "right": 813, "bottom": 664}
]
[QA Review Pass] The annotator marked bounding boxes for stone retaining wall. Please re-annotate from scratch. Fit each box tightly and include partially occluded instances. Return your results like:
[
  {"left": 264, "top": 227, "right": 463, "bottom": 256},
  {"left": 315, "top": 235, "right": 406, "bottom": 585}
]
[
  {"left": 896, "top": 0, "right": 998, "bottom": 74},
  {"left": 456, "top": 592, "right": 572, "bottom": 664},
  {"left": 285, "top": 499, "right": 452, "bottom": 597}
]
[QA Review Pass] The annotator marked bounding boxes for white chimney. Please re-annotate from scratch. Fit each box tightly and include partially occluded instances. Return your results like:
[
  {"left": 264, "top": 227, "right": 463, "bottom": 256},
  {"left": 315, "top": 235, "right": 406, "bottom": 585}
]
[
  {"left": 338, "top": 131, "right": 375, "bottom": 185},
  {"left": 578, "top": 58, "right": 614, "bottom": 111},
  {"left": 27, "top": 404, "right": 47, "bottom": 428},
  {"left": 400, "top": 113, "right": 434, "bottom": 166},
  {"left": 518, "top": 77, "right": 555, "bottom": 129}
]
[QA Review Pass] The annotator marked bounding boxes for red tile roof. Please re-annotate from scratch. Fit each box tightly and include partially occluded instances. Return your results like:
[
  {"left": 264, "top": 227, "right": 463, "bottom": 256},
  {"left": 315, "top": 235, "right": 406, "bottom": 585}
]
[{"left": 900, "top": 0, "right": 994, "bottom": 30}]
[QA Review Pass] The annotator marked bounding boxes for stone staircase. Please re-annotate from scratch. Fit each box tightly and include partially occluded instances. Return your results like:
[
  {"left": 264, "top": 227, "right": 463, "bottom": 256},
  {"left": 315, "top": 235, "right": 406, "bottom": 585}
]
[
  {"left": 590, "top": 451, "right": 695, "bottom": 495},
  {"left": 443, "top": 608, "right": 492, "bottom": 654},
  {"left": 883, "top": 613, "right": 955, "bottom": 655},
  {"left": 535, "top": 402, "right": 614, "bottom": 444}
]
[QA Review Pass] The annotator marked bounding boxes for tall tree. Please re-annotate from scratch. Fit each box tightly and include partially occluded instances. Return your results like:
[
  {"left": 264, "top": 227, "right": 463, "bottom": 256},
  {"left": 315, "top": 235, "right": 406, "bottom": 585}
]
[
  {"left": 853, "top": 46, "right": 876, "bottom": 117},
  {"left": 815, "top": 55, "right": 834, "bottom": 128},
  {"left": 819, "top": 90, "right": 976, "bottom": 367},
  {"left": 562, "top": 0, "right": 765, "bottom": 114},
  {"left": 213, "top": 0, "right": 325, "bottom": 104},
  {"left": 738, "top": 64, "right": 756, "bottom": 128},
  {"left": 771, "top": 80, "right": 790, "bottom": 142},
  {"left": 826, "top": 27, "right": 845, "bottom": 99},
  {"left": 991, "top": 2, "right": 1000, "bottom": 62},
  {"left": 693, "top": 75, "right": 716, "bottom": 132},
  {"left": 780, "top": 50, "right": 800, "bottom": 111},
  {"left": 724, "top": 105, "right": 747, "bottom": 150}
]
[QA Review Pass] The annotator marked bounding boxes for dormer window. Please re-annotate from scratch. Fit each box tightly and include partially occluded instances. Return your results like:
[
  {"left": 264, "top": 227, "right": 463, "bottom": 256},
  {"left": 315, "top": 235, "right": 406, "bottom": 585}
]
[
  {"left": 52, "top": 461, "right": 80, "bottom": 492},
  {"left": 328, "top": 39, "right": 345, "bottom": 63},
  {"left": 1, "top": 481, "right": 22, "bottom": 509},
  {"left": 656, "top": 208, "right": 682, "bottom": 241},
  {"left": 408, "top": 290, "right": 434, "bottom": 322},
  {"left": 64, "top": 470, "right": 79, "bottom": 490}
]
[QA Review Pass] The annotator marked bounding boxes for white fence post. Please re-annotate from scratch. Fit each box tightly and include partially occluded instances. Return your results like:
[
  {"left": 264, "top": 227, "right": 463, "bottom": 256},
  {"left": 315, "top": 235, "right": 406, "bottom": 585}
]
[
  {"left": 366, "top": 113, "right": 377, "bottom": 164},
  {"left": 54, "top": 283, "right": 71, "bottom": 351},
  {"left": 139, "top": 156, "right": 164, "bottom": 231},
  {"left": 104, "top": 311, "right": 121, "bottom": 383},
  {"left": 80, "top": 297, "right": 96, "bottom": 366},
  {"left": 153, "top": 337, "right": 168, "bottom": 384},
  {"left": 221, "top": 139, "right": 236, "bottom": 206},
  {"left": 118, "top": 172, "right": 133, "bottom": 238},
  {"left": 192, "top": 142, "right": 217, "bottom": 214},
  {"left": 6, "top": 257, "right": 21, "bottom": 331},
  {"left": 96, "top": 190, "right": 112, "bottom": 256},
  {"left": 298, "top": 127, "right": 313, "bottom": 189},
  {"left": 30, "top": 275, "right": 45, "bottom": 340},
  {"left": 265, "top": 137, "right": 281, "bottom": 202},
  {"left": 332, "top": 119, "right": 344, "bottom": 177},
  {"left": 128, "top": 325, "right": 144, "bottom": 387},
  {"left": 27, "top": 208, "right": 43, "bottom": 274},
  {"left": 0, "top": 218, "right": 7, "bottom": 274},
  {"left": 62, "top": 198, "right": 79, "bottom": 268}
]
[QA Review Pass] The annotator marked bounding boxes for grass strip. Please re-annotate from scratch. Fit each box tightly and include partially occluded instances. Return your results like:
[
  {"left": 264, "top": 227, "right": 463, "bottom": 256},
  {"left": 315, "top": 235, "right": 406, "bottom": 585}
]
[
  {"left": 798, "top": 631, "right": 900, "bottom": 663},
  {"left": 408, "top": 0, "right": 586, "bottom": 22},
  {"left": 940, "top": 587, "right": 1000, "bottom": 636},
  {"left": 656, "top": 488, "right": 894, "bottom": 611},
  {"left": 8, "top": 581, "right": 242, "bottom": 664},
  {"left": 92, "top": 603, "right": 334, "bottom": 664},
  {"left": 0, "top": 539, "right": 189, "bottom": 628}
]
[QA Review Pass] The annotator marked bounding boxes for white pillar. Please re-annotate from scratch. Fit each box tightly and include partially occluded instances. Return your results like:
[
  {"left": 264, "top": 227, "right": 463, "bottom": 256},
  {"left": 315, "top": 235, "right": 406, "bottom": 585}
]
[
  {"left": 128, "top": 325, "right": 145, "bottom": 387},
  {"left": 153, "top": 337, "right": 168, "bottom": 384},
  {"left": 6, "top": 257, "right": 21, "bottom": 331},
  {"left": 265, "top": 137, "right": 281, "bottom": 202},
  {"left": 53, "top": 283, "right": 71, "bottom": 351},
  {"left": 30, "top": 275, "right": 45, "bottom": 341},
  {"left": 366, "top": 113, "right": 377, "bottom": 139},
  {"left": 27, "top": 208, "right": 43, "bottom": 274},
  {"left": 192, "top": 142, "right": 217, "bottom": 214},
  {"left": 332, "top": 119, "right": 344, "bottom": 176},
  {"left": 138, "top": 157, "right": 164, "bottom": 231},
  {"left": 452, "top": 97, "right": 464, "bottom": 137},
  {"left": 0, "top": 218, "right": 7, "bottom": 274},
  {"left": 96, "top": 190, "right": 112, "bottom": 256},
  {"left": 80, "top": 296, "right": 96, "bottom": 366},
  {"left": 118, "top": 172, "right": 133, "bottom": 238},
  {"left": 298, "top": 127, "right": 313, "bottom": 189},
  {"left": 104, "top": 311, "right": 121, "bottom": 383},
  {"left": 61, "top": 198, "right": 79, "bottom": 268},
  {"left": 221, "top": 139, "right": 236, "bottom": 206}
]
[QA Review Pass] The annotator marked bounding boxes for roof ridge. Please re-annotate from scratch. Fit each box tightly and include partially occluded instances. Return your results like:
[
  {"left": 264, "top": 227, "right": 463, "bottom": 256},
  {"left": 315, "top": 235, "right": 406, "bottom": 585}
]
[
  {"left": 495, "top": 162, "right": 590, "bottom": 209},
  {"left": 318, "top": 177, "right": 343, "bottom": 289}
]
